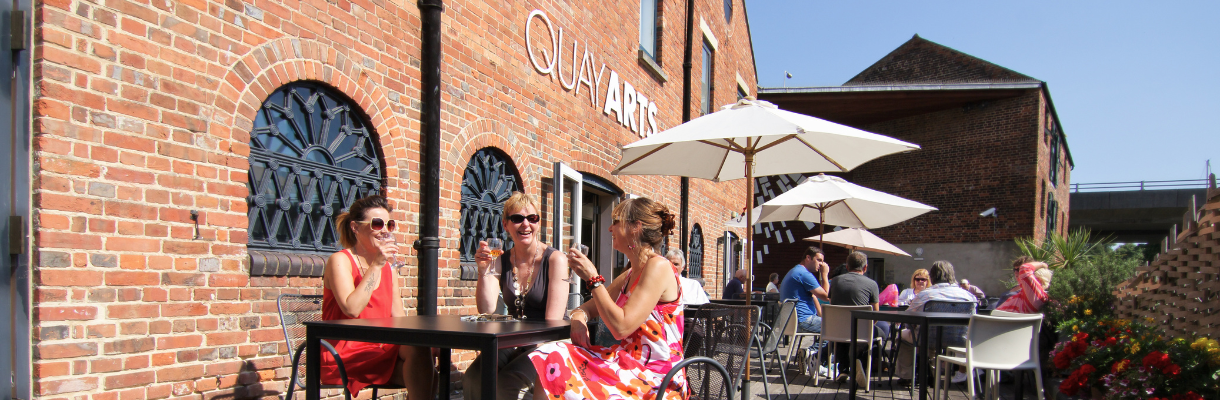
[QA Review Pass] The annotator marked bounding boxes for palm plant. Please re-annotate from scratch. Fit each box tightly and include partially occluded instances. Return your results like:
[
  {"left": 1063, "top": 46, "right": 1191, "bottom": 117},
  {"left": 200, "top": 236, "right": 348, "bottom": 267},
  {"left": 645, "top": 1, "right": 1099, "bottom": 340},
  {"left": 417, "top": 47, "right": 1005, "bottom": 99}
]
[{"left": 1014, "top": 228, "right": 1108, "bottom": 270}]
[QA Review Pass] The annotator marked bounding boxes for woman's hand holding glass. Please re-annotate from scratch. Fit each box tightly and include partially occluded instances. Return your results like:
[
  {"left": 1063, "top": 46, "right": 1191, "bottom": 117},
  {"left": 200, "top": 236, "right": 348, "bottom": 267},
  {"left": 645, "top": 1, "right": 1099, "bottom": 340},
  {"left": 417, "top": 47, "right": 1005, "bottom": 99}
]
[
  {"left": 566, "top": 245, "right": 597, "bottom": 282},
  {"left": 474, "top": 238, "right": 502, "bottom": 276}
]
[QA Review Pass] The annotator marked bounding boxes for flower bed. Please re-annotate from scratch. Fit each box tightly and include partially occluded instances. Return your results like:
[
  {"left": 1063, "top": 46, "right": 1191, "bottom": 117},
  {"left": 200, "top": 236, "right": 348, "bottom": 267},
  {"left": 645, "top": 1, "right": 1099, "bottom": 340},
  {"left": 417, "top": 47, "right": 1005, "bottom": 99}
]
[{"left": 1048, "top": 314, "right": 1219, "bottom": 399}]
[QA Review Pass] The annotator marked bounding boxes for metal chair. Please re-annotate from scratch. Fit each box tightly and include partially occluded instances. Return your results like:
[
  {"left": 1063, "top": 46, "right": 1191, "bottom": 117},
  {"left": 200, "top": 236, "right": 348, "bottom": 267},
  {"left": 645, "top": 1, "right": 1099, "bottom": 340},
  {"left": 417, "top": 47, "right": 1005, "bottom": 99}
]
[
  {"left": 751, "top": 300, "right": 796, "bottom": 400},
  {"left": 683, "top": 303, "right": 760, "bottom": 400},
  {"left": 278, "top": 294, "right": 400, "bottom": 400},
  {"left": 657, "top": 357, "right": 736, "bottom": 400},
  {"left": 890, "top": 300, "right": 976, "bottom": 389},
  {"left": 935, "top": 314, "right": 1045, "bottom": 400}
]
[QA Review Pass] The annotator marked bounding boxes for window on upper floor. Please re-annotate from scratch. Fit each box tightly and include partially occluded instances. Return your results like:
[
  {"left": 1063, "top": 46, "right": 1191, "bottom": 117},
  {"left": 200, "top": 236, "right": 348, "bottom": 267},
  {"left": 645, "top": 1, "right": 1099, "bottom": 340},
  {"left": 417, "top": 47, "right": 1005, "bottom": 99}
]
[
  {"left": 639, "top": 0, "right": 660, "bottom": 62},
  {"left": 724, "top": 0, "right": 733, "bottom": 23},
  {"left": 700, "top": 40, "right": 715, "bottom": 115},
  {"left": 247, "top": 82, "right": 384, "bottom": 276},
  {"left": 1048, "top": 119, "right": 1061, "bottom": 187}
]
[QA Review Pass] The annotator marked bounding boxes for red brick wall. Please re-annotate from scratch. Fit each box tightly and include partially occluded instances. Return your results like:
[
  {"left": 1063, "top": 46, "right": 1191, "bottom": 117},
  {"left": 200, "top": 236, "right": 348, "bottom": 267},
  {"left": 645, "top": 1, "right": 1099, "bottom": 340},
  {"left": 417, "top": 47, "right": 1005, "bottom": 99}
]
[{"left": 29, "top": 0, "right": 754, "bottom": 399}]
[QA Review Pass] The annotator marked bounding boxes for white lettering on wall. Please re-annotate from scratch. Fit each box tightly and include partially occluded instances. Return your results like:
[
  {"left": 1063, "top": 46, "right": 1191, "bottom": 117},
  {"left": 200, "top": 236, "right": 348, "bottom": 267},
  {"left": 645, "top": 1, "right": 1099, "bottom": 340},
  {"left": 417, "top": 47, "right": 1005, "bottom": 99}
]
[
  {"left": 526, "top": 9, "right": 661, "bottom": 138},
  {"left": 603, "top": 71, "right": 623, "bottom": 125}
]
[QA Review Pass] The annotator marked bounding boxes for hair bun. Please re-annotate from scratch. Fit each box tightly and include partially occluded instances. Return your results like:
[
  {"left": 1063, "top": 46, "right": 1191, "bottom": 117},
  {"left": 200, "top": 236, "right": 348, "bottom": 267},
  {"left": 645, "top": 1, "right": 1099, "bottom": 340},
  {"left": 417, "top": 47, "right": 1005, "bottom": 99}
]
[{"left": 659, "top": 211, "right": 676, "bottom": 237}]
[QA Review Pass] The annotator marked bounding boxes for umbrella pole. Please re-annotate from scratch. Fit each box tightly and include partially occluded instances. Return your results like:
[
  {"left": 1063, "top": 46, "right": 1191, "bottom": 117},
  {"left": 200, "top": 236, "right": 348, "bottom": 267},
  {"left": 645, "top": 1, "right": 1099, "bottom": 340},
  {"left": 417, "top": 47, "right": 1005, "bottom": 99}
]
[{"left": 743, "top": 148, "right": 755, "bottom": 397}]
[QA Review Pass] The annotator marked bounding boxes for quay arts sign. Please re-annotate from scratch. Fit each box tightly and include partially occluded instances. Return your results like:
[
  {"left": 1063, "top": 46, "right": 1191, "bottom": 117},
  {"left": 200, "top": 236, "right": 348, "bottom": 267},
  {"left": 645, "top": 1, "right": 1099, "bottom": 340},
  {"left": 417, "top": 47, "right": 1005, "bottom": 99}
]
[{"left": 525, "top": 10, "right": 660, "bottom": 138}]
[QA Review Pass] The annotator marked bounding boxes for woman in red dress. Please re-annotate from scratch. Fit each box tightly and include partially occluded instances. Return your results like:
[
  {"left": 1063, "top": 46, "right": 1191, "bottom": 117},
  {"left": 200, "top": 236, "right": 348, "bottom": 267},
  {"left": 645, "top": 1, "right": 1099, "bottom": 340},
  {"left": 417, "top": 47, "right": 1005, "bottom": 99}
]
[{"left": 321, "top": 195, "right": 434, "bottom": 399}]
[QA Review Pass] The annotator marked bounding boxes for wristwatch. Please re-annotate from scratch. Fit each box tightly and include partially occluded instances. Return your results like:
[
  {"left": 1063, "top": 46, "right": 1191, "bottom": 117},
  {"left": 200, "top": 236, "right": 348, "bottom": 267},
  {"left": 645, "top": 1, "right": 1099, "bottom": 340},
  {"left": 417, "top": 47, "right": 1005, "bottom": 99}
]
[{"left": 590, "top": 280, "right": 604, "bottom": 289}]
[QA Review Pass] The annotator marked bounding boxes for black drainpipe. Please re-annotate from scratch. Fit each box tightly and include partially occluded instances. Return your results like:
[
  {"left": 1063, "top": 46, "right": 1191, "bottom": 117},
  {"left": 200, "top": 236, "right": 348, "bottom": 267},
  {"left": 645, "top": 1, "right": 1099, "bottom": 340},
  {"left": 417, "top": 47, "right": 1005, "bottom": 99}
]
[
  {"left": 415, "top": 0, "right": 444, "bottom": 316},
  {"left": 679, "top": 0, "right": 695, "bottom": 261}
]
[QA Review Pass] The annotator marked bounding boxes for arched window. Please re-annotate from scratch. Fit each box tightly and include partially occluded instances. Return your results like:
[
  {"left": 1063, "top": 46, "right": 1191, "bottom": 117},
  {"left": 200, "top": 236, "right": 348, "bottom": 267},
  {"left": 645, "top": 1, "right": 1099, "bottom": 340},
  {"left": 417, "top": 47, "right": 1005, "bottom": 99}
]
[
  {"left": 247, "top": 82, "right": 383, "bottom": 276},
  {"left": 688, "top": 224, "right": 704, "bottom": 279},
  {"left": 459, "top": 148, "right": 523, "bottom": 264}
]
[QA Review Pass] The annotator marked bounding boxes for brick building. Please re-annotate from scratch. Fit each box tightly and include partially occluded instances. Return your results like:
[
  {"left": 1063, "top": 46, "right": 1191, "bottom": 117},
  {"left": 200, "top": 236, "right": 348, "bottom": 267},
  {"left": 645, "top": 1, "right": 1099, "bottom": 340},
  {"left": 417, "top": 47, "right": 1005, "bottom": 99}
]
[
  {"left": 754, "top": 35, "right": 1073, "bottom": 296},
  {"left": 0, "top": 0, "right": 757, "bottom": 398}
]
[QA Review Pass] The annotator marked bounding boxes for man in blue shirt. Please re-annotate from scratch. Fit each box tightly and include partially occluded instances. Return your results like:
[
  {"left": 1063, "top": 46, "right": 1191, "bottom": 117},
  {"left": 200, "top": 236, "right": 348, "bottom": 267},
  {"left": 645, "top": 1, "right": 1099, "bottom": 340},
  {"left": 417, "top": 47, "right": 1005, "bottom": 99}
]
[
  {"left": 780, "top": 247, "right": 830, "bottom": 333},
  {"left": 723, "top": 269, "right": 746, "bottom": 299}
]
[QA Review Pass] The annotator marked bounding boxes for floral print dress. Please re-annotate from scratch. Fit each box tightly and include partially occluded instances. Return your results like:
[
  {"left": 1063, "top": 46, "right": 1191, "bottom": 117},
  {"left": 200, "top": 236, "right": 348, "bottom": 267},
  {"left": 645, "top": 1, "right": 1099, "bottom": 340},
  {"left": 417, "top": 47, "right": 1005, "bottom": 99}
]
[{"left": 529, "top": 267, "right": 686, "bottom": 400}]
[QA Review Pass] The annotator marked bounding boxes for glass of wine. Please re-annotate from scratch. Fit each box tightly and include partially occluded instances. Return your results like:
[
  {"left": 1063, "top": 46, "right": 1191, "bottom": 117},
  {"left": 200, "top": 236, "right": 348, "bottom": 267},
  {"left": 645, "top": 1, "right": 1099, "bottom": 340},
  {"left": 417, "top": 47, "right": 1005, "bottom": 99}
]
[
  {"left": 487, "top": 238, "right": 503, "bottom": 258},
  {"left": 564, "top": 243, "right": 590, "bottom": 283}
]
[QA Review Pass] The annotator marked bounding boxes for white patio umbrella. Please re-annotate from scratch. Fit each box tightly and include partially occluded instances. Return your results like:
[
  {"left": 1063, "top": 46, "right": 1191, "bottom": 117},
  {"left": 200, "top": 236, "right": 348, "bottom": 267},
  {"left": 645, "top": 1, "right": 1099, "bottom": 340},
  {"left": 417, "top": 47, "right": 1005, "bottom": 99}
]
[
  {"left": 803, "top": 228, "right": 911, "bottom": 257},
  {"left": 612, "top": 99, "right": 920, "bottom": 305},
  {"left": 757, "top": 173, "right": 937, "bottom": 248}
]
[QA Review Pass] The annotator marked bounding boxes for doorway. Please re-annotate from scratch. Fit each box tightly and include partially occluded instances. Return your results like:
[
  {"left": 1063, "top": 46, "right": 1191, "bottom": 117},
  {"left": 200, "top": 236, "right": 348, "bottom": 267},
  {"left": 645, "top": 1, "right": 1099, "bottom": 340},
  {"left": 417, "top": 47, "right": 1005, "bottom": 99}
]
[{"left": 2, "top": 0, "right": 33, "bottom": 396}]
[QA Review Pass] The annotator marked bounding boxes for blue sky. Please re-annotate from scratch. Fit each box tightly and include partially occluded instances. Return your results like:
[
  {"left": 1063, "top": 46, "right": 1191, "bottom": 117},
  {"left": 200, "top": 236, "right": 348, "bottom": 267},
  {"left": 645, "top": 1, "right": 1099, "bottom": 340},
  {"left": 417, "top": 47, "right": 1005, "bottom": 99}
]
[{"left": 746, "top": 1, "right": 1219, "bottom": 185}]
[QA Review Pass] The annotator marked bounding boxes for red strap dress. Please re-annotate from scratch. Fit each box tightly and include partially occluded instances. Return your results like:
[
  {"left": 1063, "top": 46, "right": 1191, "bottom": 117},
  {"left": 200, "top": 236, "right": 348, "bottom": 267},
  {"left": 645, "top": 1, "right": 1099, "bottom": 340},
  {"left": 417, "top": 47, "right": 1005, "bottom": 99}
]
[{"left": 320, "top": 249, "right": 400, "bottom": 394}]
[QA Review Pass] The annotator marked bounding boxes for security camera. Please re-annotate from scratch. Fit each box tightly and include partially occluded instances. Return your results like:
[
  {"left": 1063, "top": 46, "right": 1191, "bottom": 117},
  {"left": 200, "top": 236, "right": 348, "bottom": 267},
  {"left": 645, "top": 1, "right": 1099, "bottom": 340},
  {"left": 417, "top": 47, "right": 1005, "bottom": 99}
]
[{"left": 979, "top": 208, "right": 997, "bottom": 217}]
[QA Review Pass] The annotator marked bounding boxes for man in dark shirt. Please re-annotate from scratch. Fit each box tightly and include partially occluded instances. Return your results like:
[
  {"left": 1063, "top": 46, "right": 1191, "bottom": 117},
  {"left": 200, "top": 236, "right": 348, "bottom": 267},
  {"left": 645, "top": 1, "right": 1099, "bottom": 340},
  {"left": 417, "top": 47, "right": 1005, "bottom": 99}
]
[
  {"left": 828, "top": 251, "right": 883, "bottom": 383},
  {"left": 723, "top": 268, "right": 746, "bottom": 300}
]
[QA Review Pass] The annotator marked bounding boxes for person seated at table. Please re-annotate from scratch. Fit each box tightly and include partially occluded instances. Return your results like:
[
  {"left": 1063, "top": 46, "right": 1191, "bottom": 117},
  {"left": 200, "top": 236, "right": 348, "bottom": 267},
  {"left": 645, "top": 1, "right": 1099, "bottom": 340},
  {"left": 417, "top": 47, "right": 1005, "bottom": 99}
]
[
  {"left": 996, "top": 257, "right": 1052, "bottom": 314},
  {"left": 766, "top": 272, "right": 781, "bottom": 293},
  {"left": 530, "top": 197, "right": 686, "bottom": 400},
  {"left": 666, "top": 249, "right": 710, "bottom": 305},
  {"left": 466, "top": 192, "right": 570, "bottom": 400},
  {"left": 957, "top": 279, "right": 989, "bottom": 309},
  {"left": 894, "top": 261, "right": 977, "bottom": 386},
  {"left": 897, "top": 269, "right": 930, "bottom": 305},
  {"left": 723, "top": 268, "right": 746, "bottom": 299},
  {"left": 828, "top": 251, "right": 889, "bottom": 383},
  {"left": 321, "top": 195, "right": 434, "bottom": 400},
  {"left": 780, "top": 246, "right": 830, "bottom": 335}
]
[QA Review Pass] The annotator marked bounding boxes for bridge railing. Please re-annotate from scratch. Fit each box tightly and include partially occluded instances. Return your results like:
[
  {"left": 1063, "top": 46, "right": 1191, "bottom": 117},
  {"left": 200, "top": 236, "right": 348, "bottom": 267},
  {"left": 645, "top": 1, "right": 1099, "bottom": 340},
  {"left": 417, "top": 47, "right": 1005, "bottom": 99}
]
[{"left": 1071, "top": 178, "right": 1213, "bottom": 193}]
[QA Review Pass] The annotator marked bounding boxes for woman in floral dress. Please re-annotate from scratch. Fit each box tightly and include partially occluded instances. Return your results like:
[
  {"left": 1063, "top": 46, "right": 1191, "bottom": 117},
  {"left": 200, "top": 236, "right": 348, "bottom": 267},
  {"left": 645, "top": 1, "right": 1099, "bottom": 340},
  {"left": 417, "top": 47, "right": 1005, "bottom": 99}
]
[{"left": 529, "top": 197, "right": 686, "bottom": 400}]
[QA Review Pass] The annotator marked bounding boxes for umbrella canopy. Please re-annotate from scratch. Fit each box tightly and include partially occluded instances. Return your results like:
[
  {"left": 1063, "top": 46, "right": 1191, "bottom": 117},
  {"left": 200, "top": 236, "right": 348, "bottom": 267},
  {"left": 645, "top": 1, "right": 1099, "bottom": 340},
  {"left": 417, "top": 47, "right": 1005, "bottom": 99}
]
[
  {"left": 611, "top": 98, "right": 919, "bottom": 316},
  {"left": 757, "top": 174, "right": 937, "bottom": 228},
  {"left": 803, "top": 228, "right": 911, "bottom": 257},
  {"left": 613, "top": 100, "right": 919, "bottom": 181}
]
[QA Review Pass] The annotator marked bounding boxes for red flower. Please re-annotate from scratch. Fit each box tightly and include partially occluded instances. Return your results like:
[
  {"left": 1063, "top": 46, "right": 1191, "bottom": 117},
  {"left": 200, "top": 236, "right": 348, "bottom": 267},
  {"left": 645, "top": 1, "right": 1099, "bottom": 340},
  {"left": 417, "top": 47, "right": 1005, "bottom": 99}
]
[
  {"left": 1104, "top": 336, "right": 1117, "bottom": 346},
  {"left": 1072, "top": 332, "right": 1089, "bottom": 343},
  {"left": 531, "top": 350, "right": 573, "bottom": 397},
  {"left": 1110, "top": 359, "right": 1130, "bottom": 374},
  {"left": 1142, "top": 351, "right": 1171, "bottom": 369},
  {"left": 1058, "top": 364, "right": 1096, "bottom": 396},
  {"left": 1163, "top": 363, "right": 1180, "bottom": 377}
]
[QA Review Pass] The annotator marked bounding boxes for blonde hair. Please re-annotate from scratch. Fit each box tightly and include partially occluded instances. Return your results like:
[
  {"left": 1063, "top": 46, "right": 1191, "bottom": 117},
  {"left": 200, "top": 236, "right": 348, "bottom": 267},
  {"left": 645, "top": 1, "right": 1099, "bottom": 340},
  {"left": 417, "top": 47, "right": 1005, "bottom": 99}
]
[
  {"left": 335, "top": 195, "right": 391, "bottom": 249},
  {"left": 910, "top": 268, "right": 930, "bottom": 289},
  {"left": 502, "top": 191, "right": 540, "bottom": 217},
  {"left": 1034, "top": 266, "right": 1053, "bottom": 287},
  {"left": 612, "top": 197, "right": 676, "bottom": 250}
]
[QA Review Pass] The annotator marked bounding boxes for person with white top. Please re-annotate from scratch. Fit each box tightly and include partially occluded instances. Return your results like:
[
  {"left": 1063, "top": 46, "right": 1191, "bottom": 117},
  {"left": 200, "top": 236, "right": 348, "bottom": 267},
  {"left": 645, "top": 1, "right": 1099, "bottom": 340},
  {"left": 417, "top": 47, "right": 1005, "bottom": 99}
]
[
  {"left": 765, "top": 273, "right": 780, "bottom": 293},
  {"left": 665, "top": 249, "right": 709, "bottom": 305}
]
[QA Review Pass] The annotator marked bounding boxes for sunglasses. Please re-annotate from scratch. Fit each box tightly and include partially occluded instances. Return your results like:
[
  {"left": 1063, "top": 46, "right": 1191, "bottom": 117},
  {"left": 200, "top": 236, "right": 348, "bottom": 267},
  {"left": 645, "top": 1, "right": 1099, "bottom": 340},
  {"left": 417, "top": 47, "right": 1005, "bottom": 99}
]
[
  {"left": 914, "top": 278, "right": 929, "bottom": 283},
  {"left": 507, "top": 214, "right": 540, "bottom": 224},
  {"left": 354, "top": 218, "right": 397, "bottom": 232}
]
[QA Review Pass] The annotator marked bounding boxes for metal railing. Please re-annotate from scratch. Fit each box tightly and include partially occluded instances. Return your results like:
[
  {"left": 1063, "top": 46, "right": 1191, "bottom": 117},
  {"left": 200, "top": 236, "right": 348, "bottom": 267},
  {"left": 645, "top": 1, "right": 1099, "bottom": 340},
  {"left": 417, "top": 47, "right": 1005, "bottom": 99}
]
[{"left": 1071, "top": 179, "right": 1213, "bottom": 193}]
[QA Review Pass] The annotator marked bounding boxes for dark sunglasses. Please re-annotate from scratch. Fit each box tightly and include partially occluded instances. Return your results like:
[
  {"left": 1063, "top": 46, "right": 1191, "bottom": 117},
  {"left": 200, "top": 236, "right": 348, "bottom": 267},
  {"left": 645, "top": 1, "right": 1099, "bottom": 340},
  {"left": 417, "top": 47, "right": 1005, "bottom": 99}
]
[
  {"left": 507, "top": 214, "right": 540, "bottom": 224},
  {"left": 914, "top": 278, "right": 929, "bottom": 282},
  {"left": 355, "top": 218, "right": 397, "bottom": 232}
]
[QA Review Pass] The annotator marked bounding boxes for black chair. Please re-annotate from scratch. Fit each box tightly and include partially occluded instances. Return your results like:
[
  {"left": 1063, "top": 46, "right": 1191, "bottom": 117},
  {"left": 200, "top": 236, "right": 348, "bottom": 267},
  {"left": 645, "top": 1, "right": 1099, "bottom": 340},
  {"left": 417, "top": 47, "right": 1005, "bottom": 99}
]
[
  {"left": 683, "top": 304, "right": 760, "bottom": 400},
  {"left": 751, "top": 300, "right": 796, "bottom": 400},
  {"left": 658, "top": 357, "right": 736, "bottom": 400},
  {"left": 278, "top": 294, "right": 401, "bottom": 400},
  {"left": 888, "top": 300, "right": 976, "bottom": 388}
]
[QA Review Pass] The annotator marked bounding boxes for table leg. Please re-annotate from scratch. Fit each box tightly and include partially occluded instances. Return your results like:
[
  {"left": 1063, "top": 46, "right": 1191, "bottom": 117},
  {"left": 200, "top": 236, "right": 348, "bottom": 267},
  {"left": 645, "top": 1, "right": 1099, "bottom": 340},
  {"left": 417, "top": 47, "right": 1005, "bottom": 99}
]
[
  {"left": 306, "top": 331, "right": 320, "bottom": 400},
  {"left": 481, "top": 339, "right": 498, "bottom": 400},
  {"left": 919, "top": 323, "right": 930, "bottom": 400},
  {"left": 438, "top": 348, "right": 451, "bottom": 400},
  {"left": 849, "top": 316, "right": 859, "bottom": 397}
]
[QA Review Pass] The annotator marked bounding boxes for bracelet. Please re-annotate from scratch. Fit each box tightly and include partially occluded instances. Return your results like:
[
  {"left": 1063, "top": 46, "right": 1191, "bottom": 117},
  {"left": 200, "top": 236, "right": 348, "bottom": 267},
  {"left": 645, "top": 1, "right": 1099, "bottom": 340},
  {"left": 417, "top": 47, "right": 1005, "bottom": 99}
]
[{"left": 588, "top": 275, "right": 605, "bottom": 284}]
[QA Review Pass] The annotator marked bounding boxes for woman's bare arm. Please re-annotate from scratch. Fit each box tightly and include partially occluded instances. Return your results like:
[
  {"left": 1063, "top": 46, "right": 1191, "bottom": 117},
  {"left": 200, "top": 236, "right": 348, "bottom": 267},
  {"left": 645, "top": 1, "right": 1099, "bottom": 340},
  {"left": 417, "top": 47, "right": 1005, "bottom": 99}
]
[
  {"left": 594, "top": 258, "right": 677, "bottom": 339},
  {"left": 323, "top": 252, "right": 379, "bottom": 318},
  {"left": 543, "top": 250, "right": 571, "bottom": 320}
]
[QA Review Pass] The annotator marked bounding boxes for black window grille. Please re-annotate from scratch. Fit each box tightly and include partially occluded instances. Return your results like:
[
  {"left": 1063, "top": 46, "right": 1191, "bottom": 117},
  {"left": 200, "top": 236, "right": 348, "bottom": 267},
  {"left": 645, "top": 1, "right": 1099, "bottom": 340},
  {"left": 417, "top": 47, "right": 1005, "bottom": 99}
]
[
  {"left": 459, "top": 148, "right": 523, "bottom": 263},
  {"left": 688, "top": 224, "right": 704, "bottom": 279},
  {"left": 247, "top": 82, "right": 383, "bottom": 276}
]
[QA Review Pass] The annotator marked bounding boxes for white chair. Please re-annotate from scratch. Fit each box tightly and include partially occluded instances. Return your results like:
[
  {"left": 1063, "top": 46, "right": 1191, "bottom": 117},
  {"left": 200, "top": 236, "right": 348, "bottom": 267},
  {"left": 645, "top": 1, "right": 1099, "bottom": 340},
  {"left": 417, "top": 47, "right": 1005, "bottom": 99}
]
[
  {"left": 934, "top": 314, "right": 1045, "bottom": 400},
  {"left": 814, "top": 305, "right": 879, "bottom": 391},
  {"left": 783, "top": 306, "right": 822, "bottom": 375}
]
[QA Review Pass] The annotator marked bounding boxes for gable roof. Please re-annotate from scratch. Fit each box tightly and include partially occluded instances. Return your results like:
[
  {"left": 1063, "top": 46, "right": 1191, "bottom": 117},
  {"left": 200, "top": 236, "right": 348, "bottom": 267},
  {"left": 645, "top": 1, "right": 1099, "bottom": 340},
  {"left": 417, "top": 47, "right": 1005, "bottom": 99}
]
[{"left": 846, "top": 34, "right": 1039, "bottom": 85}]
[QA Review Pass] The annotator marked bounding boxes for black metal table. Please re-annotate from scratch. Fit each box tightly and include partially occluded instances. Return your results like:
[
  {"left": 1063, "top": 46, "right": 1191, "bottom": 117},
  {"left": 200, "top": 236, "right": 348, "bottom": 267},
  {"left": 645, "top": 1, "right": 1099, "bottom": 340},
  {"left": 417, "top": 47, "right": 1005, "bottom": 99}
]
[
  {"left": 710, "top": 298, "right": 779, "bottom": 326},
  {"left": 848, "top": 310, "right": 973, "bottom": 400},
  {"left": 304, "top": 315, "right": 571, "bottom": 400}
]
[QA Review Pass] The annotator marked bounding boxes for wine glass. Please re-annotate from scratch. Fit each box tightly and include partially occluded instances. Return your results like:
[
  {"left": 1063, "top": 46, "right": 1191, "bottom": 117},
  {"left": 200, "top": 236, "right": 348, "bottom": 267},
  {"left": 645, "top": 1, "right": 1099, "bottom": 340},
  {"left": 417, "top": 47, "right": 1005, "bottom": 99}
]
[
  {"left": 487, "top": 238, "right": 503, "bottom": 258},
  {"left": 383, "top": 236, "right": 408, "bottom": 274},
  {"left": 563, "top": 243, "right": 589, "bottom": 283}
]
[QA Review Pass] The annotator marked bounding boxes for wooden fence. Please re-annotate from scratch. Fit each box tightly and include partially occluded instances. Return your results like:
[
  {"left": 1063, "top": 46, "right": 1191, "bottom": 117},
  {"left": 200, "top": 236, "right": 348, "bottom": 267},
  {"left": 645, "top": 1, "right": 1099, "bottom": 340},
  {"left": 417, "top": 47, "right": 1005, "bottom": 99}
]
[{"left": 1113, "top": 174, "right": 1220, "bottom": 339}]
